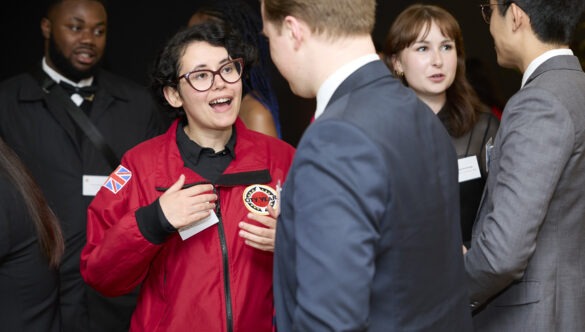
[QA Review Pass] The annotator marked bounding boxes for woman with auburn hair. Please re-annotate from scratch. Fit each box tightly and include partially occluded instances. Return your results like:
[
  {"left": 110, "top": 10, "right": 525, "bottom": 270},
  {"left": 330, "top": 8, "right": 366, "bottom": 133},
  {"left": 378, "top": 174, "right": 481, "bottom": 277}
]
[
  {"left": 0, "top": 138, "right": 64, "bottom": 331},
  {"left": 383, "top": 4, "right": 499, "bottom": 245}
]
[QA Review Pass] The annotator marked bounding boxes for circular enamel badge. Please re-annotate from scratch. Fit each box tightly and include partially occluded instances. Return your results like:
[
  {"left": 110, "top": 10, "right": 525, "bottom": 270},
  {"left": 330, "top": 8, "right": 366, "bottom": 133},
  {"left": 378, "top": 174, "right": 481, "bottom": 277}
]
[{"left": 242, "top": 184, "right": 278, "bottom": 215}]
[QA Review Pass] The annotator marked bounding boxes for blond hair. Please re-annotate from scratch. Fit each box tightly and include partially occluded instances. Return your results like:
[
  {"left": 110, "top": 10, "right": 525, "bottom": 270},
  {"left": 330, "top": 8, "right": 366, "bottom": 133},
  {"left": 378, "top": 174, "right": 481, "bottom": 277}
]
[{"left": 262, "top": 0, "right": 375, "bottom": 37}]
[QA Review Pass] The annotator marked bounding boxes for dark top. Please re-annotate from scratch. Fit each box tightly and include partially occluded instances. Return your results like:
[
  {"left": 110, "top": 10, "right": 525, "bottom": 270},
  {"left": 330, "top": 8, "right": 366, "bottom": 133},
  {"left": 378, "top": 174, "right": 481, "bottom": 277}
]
[
  {"left": 177, "top": 119, "right": 236, "bottom": 182},
  {"left": 0, "top": 173, "right": 60, "bottom": 332},
  {"left": 438, "top": 104, "right": 500, "bottom": 244}
]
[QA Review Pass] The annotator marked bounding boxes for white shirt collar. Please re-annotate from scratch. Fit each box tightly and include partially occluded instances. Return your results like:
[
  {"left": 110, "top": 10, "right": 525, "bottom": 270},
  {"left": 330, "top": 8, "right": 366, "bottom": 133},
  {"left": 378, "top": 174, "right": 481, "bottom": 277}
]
[
  {"left": 521, "top": 49, "right": 573, "bottom": 88},
  {"left": 42, "top": 57, "right": 94, "bottom": 88},
  {"left": 314, "top": 53, "right": 379, "bottom": 119}
]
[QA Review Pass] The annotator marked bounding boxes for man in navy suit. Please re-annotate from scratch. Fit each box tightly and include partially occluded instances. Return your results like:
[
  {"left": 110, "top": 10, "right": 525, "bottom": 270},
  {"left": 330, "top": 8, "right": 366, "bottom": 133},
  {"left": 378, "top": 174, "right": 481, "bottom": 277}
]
[{"left": 261, "top": 0, "right": 472, "bottom": 331}]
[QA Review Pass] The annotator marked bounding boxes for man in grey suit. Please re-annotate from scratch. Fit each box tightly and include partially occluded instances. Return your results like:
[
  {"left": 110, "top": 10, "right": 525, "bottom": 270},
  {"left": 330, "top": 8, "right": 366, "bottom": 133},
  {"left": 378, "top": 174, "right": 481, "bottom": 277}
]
[
  {"left": 465, "top": 0, "right": 585, "bottom": 330},
  {"left": 261, "top": 0, "right": 472, "bottom": 331}
]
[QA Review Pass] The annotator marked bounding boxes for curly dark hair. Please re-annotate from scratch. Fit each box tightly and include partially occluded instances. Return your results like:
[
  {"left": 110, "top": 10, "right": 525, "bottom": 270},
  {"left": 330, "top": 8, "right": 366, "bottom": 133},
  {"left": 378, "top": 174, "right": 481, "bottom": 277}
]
[{"left": 150, "top": 21, "right": 257, "bottom": 118}]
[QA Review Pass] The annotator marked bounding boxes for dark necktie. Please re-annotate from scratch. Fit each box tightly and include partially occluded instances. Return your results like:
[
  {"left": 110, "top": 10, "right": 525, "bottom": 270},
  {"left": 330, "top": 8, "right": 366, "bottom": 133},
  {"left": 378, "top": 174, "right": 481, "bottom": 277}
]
[{"left": 59, "top": 81, "right": 97, "bottom": 102}]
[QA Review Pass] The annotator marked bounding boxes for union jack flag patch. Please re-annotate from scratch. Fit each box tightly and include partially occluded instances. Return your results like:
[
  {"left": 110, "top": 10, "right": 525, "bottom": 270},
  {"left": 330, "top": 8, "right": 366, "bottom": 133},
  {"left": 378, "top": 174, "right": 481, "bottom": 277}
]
[{"left": 103, "top": 165, "right": 132, "bottom": 194}]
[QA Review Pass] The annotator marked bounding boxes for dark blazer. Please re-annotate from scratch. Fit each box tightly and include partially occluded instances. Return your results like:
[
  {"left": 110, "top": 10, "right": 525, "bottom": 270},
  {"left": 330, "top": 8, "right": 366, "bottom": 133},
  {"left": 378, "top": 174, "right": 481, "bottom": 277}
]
[
  {"left": 465, "top": 55, "right": 585, "bottom": 331},
  {"left": 274, "top": 60, "right": 472, "bottom": 331},
  {"left": 0, "top": 173, "right": 60, "bottom": 332},
  {"left": 0, "top": 66, "right": 166, "bottom": 332}
]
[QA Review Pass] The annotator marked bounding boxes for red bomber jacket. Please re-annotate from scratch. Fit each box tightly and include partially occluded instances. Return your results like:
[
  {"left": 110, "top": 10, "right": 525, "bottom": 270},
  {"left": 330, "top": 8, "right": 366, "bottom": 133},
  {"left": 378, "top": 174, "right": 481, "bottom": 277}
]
[{"left": 80, "top": 119, "right": 295, "bottom": 331}]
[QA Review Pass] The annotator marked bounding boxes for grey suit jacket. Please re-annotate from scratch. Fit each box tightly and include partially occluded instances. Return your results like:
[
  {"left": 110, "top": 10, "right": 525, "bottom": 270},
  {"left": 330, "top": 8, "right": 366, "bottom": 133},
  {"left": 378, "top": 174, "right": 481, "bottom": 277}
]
[
  {"left": 465, "top": 55, "right": 585, "bottom": 331},
  {"left": 274, "top": 60, "right": 472, "bottom": 331}
]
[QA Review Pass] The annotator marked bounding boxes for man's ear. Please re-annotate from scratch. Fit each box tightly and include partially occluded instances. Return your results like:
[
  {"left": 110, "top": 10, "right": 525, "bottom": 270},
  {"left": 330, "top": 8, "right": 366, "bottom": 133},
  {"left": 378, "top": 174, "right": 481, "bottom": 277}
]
[
  {"left": 163, "top": 86, "right": 183, "bottom": 108},
  {"left": 283, "top": 15, "right": 306, "bottom": 50},
  {"left": 41, "top": 18, "right": 51, "bottom": 39},
  {"left": 509, "top": 3, "right": 527, "bottom": 31}
]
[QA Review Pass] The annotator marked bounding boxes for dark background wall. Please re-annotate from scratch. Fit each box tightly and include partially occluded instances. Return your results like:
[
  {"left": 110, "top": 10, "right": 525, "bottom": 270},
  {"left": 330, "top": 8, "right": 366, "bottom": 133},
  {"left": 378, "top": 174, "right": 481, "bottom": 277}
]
[{"left": 1, "top": 1, "right": 583, "bottom": 146}]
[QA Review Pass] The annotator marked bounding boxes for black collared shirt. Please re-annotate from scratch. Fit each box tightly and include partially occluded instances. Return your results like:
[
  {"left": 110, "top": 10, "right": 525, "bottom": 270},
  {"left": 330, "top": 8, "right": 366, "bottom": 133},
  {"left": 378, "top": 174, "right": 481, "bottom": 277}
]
[{"left": 176, "top": 119, "right": 236, "bottom": 183}]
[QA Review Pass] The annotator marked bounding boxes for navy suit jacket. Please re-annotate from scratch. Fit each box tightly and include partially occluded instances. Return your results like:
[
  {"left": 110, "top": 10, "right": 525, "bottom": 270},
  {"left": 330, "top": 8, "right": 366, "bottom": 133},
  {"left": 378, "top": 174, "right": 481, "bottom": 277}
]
[{"left": 274, "top": 60, "right": 472, "bottom": 331}]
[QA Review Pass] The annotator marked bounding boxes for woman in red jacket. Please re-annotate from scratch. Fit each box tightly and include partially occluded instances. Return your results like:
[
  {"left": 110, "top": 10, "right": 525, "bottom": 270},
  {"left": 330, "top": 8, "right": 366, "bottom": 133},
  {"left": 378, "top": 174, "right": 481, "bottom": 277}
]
[{"left": 80, "top": 22, "right": 295, "bottom": 331}]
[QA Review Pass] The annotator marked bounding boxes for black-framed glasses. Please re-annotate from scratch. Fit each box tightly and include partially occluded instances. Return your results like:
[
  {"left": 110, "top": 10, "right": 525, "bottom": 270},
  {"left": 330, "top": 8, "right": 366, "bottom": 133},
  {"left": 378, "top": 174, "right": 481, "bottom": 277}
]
[
  {"left": 177, "top": 58, "right": 244, "bottom": 92},
  {"left": 480, "top": 2, "right": 512, "bottom": 24}
]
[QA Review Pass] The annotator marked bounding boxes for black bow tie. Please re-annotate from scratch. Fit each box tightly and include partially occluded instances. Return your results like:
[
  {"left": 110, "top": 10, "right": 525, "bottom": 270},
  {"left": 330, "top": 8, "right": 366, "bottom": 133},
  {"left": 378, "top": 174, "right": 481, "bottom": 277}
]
[{"left": 59, "top": 81, "right": 97, "bottom": 100}]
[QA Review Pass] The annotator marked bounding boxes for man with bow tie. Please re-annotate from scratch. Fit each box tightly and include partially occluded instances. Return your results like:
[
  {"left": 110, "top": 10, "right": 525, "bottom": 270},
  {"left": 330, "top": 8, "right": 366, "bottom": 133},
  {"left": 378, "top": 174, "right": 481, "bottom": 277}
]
[{"left": 0, "top": 0, "right": 167, "bottom": 331}]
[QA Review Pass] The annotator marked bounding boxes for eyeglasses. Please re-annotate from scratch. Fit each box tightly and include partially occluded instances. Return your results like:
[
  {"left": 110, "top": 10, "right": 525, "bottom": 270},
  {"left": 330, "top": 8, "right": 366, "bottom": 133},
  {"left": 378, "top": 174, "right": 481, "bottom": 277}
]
[
  {"left": 480, "top": 2, "right": 512, "bottom": 24},
  {"left": 177, "top": 58, "right": 244, "bottom": 92}
]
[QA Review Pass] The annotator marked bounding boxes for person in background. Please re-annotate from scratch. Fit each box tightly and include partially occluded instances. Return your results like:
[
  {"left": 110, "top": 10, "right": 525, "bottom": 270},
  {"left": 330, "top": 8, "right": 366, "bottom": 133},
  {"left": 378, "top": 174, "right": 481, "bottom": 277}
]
[
  {"left": 384, "top": 4, "right": 499, "bottom": 246},
  {"left": 0, "top": 0, "right": 167, "bottom": 330},
  {"left": 261, "top": 0, "right": 472, "bottom": 330},
  {"left": 80, "top": 22, "right": 295, "bottom": 331},
  {"left": 188, "top": 0, "right": 282, "bottom": 138},
  {"left": 465, "top": 0, "right": 585, "bottom": 330},
  {"left": 0, "top": 138, "right": 64, "bottom": 332}
]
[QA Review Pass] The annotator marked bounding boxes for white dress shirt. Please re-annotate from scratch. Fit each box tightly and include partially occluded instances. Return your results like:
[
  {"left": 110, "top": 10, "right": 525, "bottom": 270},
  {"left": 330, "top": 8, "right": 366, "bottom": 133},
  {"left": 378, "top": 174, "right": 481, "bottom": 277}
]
[{"left": 314, "top": 54, "right": 380, "bottom": 119}]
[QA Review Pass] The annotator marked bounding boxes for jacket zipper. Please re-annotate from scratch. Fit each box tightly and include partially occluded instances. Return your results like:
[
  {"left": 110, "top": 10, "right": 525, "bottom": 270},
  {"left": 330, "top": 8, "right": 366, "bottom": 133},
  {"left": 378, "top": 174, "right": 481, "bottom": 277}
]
[{"left": 214, "top": 186, "right": 234, "bottom": 332}]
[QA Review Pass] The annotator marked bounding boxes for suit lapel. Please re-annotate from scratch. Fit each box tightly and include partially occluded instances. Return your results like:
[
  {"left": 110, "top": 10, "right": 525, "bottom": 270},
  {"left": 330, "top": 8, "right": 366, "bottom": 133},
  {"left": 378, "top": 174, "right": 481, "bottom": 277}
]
[
  {"left": 90, "top": 89, "right": 114, "bottom": 121},
  {"left": 89, "top": 72, "right": 116, "bottom": 121},
  {"left": 26, "top": 68, "right": 81, "bottom": 151}
]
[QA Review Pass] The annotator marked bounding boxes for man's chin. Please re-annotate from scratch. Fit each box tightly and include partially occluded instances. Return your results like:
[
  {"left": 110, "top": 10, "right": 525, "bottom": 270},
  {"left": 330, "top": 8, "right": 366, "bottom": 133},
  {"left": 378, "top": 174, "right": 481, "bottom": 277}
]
[
  {"left": 50, "top": 60, "right": 98, "bottom": 82},
  {"left": 75, "top": 66, "right": 97, "bottom": 77},
  {"left": 289, "top": 84, "right": 315, "bottom": 99},
  {"left": 63, "top": 62, "right": 99, "bottom": 82},
  {"left": 48, "top": 42, "right": 99, "bottom": 81},
  {"left": 495, "top": 56, "right": 515, "bottom": 70}
]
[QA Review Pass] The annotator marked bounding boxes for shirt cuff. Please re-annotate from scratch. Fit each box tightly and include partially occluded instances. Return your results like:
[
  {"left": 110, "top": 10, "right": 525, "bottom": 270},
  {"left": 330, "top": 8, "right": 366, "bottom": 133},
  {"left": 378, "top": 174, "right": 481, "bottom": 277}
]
[{"left": 135, "top": 198, "right": 176, "bottom": 244}]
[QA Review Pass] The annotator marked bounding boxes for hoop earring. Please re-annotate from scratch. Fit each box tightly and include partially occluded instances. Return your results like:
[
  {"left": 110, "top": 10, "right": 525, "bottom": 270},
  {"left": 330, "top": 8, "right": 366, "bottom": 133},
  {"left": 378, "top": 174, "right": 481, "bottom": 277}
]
[{"left": 395, "top": 71, "right": 404, "bottom": 78}]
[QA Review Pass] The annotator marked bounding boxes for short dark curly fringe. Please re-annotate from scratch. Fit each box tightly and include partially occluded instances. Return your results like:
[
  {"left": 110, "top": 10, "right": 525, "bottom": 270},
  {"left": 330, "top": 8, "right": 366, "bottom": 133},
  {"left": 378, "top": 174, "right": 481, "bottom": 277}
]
[{"left": 149, "top": 21, "right": 257, "bottom": 118}]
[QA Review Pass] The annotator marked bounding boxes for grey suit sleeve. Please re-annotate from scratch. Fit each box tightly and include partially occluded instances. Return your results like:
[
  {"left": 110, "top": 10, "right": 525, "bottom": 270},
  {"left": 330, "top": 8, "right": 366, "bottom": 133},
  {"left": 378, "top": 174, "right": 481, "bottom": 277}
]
[
  {"left": 290, "top": 120, "right": 389, "bottom": 331},
  {"left": 465, "top": 87, "right": 574, "bottom": 305}
]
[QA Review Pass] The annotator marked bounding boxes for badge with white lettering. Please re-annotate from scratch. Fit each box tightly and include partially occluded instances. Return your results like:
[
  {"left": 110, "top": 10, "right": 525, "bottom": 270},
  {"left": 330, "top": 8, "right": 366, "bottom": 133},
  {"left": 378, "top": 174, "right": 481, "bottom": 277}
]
[{"left": 242, "top": 184, "right": 278, "bottom": 215}]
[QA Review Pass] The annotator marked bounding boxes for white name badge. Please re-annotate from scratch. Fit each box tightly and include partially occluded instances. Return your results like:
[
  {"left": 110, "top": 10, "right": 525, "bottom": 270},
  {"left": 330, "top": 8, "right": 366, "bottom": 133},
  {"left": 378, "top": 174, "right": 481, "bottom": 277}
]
[
  {"left": 83, "top": 175, "right": 108, "bottom": 196},
  {"left": 458, "top": 156, "right": 481, "bottom": 183},
  {"left": 178, "top": 210, "right": 219, "bottom": 240}
]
